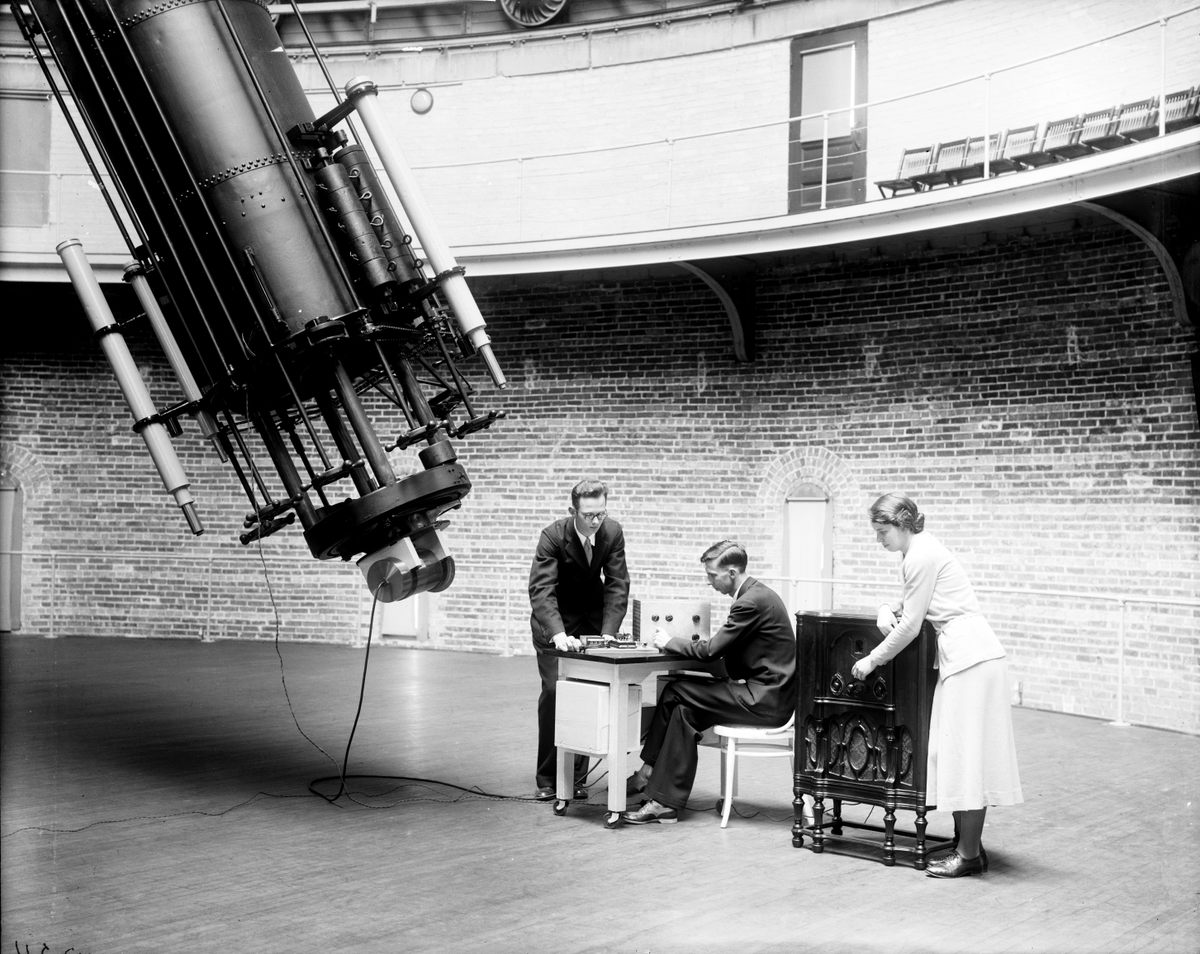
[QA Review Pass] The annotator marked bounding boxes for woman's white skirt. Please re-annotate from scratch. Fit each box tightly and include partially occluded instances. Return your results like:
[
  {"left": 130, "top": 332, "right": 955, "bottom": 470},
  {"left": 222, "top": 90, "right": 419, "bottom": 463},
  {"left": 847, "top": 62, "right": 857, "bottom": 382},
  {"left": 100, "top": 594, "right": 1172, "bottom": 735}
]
[{"left": 926, "top": 657, "right": 1024, "bottom": 812}]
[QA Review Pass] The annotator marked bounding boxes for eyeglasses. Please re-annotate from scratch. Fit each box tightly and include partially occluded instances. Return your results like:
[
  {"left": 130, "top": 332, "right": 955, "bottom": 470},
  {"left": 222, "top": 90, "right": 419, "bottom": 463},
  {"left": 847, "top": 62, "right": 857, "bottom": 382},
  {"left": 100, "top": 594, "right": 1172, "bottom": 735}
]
[{"left": 576, "top": 510, "right": 607, "bottom": 523}]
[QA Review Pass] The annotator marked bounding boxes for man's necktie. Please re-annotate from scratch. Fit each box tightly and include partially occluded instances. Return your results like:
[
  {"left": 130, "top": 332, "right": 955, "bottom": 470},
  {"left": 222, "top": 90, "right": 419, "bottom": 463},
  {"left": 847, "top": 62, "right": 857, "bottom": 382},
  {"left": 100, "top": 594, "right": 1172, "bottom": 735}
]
[{"left": 584, "top": 538, "right": 593, "bottom": 564}]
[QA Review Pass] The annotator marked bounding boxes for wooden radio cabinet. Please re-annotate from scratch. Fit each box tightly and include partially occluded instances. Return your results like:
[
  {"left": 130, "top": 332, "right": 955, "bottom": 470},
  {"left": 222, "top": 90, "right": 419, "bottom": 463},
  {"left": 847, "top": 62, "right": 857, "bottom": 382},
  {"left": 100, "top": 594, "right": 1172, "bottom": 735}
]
[{"left": 791, "top": 611, "right": 950, "bottom": 868}]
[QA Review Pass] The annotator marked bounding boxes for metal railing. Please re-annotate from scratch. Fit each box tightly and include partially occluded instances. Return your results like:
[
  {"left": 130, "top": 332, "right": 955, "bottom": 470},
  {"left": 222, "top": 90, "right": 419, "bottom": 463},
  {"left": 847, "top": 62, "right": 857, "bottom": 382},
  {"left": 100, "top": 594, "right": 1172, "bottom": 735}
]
[
  {"left": 1, "top": 547, "right": 370, "bottom": 644},
  {"left": 758, "top": 573, "right": 1200, "bottom": 730},
  {"left": 2, "top": 548, "right": 1197, "bottom": 731},
  {"left": 3, "top": 6, "right": 1197, "bottom": 249},
  {"left": 402, "top": 5, "right": 1200, "bottom": 235}
]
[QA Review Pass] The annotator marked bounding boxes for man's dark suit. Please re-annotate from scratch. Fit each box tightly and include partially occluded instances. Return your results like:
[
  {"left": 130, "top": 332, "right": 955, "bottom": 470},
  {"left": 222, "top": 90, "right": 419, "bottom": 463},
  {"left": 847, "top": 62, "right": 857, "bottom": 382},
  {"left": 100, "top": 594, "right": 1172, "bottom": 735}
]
[
  {"left": 641, "top": 576, "right": 796, "bottom": 811},
  {"left": 529, "top": 516, "right": 630, "bottom": 788}
]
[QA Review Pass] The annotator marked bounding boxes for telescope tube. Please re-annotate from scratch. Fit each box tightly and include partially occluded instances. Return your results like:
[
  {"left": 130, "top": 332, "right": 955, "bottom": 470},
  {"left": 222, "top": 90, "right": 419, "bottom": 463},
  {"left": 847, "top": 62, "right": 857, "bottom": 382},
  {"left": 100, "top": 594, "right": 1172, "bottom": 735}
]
[{"left": 345, "top": 77, "right": 507, "bottom": 389}]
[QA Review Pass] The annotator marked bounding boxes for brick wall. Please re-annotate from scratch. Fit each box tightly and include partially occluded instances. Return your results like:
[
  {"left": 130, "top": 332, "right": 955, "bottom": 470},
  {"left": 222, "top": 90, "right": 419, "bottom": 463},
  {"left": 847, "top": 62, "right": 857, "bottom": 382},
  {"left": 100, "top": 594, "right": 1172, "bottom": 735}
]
[
  {"left": 445, "top": 219, "right": 1200, "bottom": 734},
  {"left": 1, "top": 215, "right": 1196, "bottom": 732}
]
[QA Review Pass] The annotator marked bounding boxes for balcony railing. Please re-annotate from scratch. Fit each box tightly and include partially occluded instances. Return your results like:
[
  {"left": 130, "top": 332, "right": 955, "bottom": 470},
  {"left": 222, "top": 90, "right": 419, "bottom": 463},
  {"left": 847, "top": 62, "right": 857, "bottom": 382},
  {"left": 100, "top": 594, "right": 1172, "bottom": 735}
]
[
  {"left": 404, "top": 6, "right": 1200, "bottom": 244},
  {"left": 2, "top": 6, "right": 1198, "bottom": 264}
]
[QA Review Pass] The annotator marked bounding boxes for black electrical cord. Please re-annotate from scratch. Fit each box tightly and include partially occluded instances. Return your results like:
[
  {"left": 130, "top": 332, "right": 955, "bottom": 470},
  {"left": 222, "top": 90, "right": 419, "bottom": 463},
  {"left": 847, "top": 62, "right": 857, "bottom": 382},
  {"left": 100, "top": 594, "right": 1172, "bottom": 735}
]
[
  {"left": 255, "top": 507, "right": 340, "bottom": 775},
  {"left": 308, "top": 582, "right": 384, "bottom": 805},
  {"left": 259, "top": 544, "right": 790, "bottom": 817},
  {"left": 0, "top": 790, "right": 309, "bottom": 838},
  {"left": 305, "top": 583, "right": 590, "bottom": 807}
]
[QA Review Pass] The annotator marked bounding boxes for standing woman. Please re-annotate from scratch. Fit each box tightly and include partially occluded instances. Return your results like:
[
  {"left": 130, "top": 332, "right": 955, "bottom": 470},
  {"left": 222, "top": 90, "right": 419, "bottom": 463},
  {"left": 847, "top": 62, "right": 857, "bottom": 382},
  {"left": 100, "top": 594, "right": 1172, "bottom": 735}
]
[{"left": 851, "top": 493, "right": 1022, "bottom": 878}]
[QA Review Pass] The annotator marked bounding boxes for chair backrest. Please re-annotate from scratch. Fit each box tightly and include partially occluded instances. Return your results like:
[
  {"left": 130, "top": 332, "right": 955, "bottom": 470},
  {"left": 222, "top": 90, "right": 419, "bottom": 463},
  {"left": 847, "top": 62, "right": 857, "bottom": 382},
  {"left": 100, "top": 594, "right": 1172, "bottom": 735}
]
[
  {"left": 1163, "top": 87, "right": 1196, "bottom": 123},
  {"left": 1078, "top": 106, "right": 1117, "bottom": 140},
  {"left": 1042, "top": 115, "right": 1080, "bottom": 149},
  {"left": 897, "top": 145, "right": 934, "bottom": 176},
  {"left": 962, "top": 134, "right": 995, "bottom": 165},
  {"left": 1115, "top": 97, "right": 1158, "bottom": 134},
  {"left": 1000, "top": 124, "right": 1039, "bottom": 157},
  {"left": 932, "top": 138, "right": 968, "bottom": 170}
]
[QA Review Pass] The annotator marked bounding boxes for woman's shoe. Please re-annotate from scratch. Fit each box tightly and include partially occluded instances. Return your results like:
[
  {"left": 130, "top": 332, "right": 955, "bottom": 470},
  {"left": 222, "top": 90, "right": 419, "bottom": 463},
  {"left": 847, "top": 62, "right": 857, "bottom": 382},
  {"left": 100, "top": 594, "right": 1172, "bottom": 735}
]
[
  {"left": 926, "top": 850, "right": 985, "bottom": 878},
  {"left": 937, "top": 817, "right": 990, "bottom": 872},
  {"left": 929, "top": 842, "right": 989, "bottom": 872}
]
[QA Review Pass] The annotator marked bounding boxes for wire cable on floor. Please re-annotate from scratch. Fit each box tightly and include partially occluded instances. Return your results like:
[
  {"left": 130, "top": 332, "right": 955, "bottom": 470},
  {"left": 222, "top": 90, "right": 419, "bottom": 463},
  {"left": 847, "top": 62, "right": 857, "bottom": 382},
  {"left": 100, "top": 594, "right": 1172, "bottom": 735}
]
[
  {"left": 255, "top": 542, "right": 797, "bottom": 817},
  {"left": 0, "top": 790, "right": 310, "bottom": 839}
]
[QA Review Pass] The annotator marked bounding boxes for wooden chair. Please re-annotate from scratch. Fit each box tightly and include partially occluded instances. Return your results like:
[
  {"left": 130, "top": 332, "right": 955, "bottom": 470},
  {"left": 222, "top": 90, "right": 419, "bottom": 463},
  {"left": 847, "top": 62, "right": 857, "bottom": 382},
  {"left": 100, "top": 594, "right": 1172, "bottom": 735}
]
[
  {"left": 710, "top": 716, "right": 797, "bottom": 829},
  {"left": 875, "top": 145, "right": 935, "bottom": 198},
  {"left": 1008, "top": 116, "right": 1075, "bottom": 167},
  {"left": 990, "top": 124, "right": 1039, "bottom": 173},
  {"left": 1080, "top": 104, "right": 1136, "bottom": 150},
  {"left": 1113, "top": 97, "right": 1160, "bottom": 142},
  {"left": 909, "top": 138, "right": 969, "bottom": 190},
  {"left": 1049, "top": 108, "right": 1116, "bottom": 159},
  {"left": 1164, "top": 86, "right": 1200, "bottom": 132},
  {"left": 948, "top": 133, "right": 1008, "bottom": 184}
]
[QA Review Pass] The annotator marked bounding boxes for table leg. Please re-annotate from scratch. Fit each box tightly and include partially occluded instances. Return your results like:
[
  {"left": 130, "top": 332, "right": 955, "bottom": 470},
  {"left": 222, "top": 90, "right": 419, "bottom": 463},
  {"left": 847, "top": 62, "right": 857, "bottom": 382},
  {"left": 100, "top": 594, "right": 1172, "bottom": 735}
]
[
  {"left": 605, "top": 674, "right": 629, "bottom": 828},
  {"left": 553, "top": 732, "right": 571, "bottom": 816}
]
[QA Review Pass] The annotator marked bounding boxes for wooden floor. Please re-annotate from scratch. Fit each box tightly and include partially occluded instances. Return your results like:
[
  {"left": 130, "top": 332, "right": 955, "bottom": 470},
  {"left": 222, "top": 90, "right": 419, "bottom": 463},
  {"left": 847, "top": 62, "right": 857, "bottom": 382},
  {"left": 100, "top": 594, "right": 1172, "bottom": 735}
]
[{"left": 2, "top": 634, "right": 1197, "bottom": 954}]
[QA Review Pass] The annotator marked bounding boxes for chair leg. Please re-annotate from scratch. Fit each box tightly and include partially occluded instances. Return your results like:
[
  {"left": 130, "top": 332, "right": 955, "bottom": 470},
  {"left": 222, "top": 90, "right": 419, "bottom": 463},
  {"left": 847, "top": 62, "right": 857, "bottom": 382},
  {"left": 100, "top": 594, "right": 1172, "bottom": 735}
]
[
  {"left": 720, "top": 738, "right": 737, "bottom": 828},
  {"left": 719, "top": 745, "right": 728, "bottom": 801}
]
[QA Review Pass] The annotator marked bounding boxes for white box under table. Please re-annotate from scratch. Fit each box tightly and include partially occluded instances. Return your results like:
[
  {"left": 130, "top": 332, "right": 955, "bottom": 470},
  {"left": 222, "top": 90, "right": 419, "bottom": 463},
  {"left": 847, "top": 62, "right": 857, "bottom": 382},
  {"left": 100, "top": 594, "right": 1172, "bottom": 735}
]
[{"left": 554, "top": 679, "right": 642, "bottom": 755}]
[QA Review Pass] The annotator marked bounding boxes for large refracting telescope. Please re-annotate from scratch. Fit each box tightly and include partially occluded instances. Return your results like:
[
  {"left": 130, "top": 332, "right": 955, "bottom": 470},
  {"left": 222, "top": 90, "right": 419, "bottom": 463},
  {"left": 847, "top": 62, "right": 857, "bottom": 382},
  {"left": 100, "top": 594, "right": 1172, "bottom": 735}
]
[{"left": 13, "top": 0, "right": 508, "bottom": 602}]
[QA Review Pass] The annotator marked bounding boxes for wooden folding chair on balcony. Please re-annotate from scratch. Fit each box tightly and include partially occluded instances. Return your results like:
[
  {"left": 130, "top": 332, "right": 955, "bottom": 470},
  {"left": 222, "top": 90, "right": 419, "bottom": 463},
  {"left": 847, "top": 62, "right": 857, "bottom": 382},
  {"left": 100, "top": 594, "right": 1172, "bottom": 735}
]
[
  {"left": 1080, "top": 103, "right": 1138, "bottom": 150},
  {"left": 990, "top": 125, "right": 1039, "bottom": 173},
  {"left": 1008, "top": 116, "right": 1074, "bottom": 167},
  {"left": 1113, "top": 97, "right": 1160, "bottom": 142},
  {"left": 875, "top": 145, "right": 934, "bottom": 197},
  {"left": 1048, "top": 107, "right": 1116, "bottom": 159},
  {"left": 909, "top": 138, "right": 969, "bottom": 190},
  {"left": 1163, "top": 86, "right": 1200, "bottom": 132},
  {"left": 948, "top": 133, "right": 1003, "bottom": 184}
]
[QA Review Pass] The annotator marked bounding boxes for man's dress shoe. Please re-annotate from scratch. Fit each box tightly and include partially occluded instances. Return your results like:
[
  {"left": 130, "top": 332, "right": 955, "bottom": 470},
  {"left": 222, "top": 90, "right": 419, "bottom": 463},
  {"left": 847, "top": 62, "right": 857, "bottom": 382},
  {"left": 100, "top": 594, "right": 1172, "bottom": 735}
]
[
  {"left": 535, "top": 785, "right": 589, "bottom": 801},
  {"left": 926, "top": 850, "right": 985, "bottom": 878},
  {"left": 626, "top": 773, "right": 648, "bottom": 797},
  {"left": 619, "top": 800, "right": 678, "bottom": 825}
]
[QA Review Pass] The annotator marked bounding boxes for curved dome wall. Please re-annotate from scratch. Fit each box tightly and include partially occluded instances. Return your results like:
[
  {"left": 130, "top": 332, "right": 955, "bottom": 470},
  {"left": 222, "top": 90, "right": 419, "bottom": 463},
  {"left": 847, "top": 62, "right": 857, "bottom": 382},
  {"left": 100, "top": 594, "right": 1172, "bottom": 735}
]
[{"left": 3, "top": 0, "right": 1196, "bottom": 275}]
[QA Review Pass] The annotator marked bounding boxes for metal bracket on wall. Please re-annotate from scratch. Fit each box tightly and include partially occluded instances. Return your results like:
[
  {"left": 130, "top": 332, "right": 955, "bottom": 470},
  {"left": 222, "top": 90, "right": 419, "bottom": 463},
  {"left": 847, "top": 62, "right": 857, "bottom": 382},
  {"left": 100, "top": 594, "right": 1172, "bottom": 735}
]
[{"left": 675, "top": 260, "right": 757, "bottom": 362}]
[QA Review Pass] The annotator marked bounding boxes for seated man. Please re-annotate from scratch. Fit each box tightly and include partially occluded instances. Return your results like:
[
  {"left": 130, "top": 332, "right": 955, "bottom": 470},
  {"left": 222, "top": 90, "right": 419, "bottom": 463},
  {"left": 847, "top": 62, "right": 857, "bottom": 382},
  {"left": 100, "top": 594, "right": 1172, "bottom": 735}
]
[{"left": 621, "top": 540, "right": 797, "bottom": 825}]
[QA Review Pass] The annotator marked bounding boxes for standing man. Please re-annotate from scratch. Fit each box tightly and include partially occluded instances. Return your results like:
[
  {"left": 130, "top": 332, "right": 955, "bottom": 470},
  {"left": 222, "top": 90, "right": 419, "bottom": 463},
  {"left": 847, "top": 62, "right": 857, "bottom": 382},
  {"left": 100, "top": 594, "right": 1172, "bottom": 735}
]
[
  {"left": 529, "top": 478, "right": 630, "bottom": 801},
  {"left": 621, "top": 540, "right": 796, "bottom": 825}
]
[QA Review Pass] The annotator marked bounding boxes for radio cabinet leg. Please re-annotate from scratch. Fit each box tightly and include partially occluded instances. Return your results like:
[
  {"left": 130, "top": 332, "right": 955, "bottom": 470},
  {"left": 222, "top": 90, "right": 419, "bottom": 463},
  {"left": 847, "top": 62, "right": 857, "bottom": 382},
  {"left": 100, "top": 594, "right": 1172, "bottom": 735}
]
[
  {"left": 883, "top": 808, "right": 897, "bottom": 866},
  {"left": 831, "top": 797, "right": 843, "bottom": 835},
  {"left": 915, "top": 809, "right": 930, "bottom": 869},
  {"left": 792, "top": 797, "right": 807, "bottom": 847},
  {"left": 812, "top": 795, "right": 826, "bottom": 852}
]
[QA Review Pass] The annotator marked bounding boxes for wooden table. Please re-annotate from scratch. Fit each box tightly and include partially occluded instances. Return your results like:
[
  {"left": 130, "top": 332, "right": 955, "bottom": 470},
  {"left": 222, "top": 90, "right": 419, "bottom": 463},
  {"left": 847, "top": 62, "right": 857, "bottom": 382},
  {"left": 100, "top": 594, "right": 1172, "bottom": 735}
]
[{"left": 546, "top": 647, "right": 715, "bottom": 828}]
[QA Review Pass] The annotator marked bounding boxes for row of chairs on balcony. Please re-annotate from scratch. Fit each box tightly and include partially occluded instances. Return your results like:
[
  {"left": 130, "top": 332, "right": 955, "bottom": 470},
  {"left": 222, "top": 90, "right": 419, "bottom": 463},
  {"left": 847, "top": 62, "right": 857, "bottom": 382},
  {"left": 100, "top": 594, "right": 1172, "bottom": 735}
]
[{"left": 875, "top": 85, "right": 1200, "bottom": 198}]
